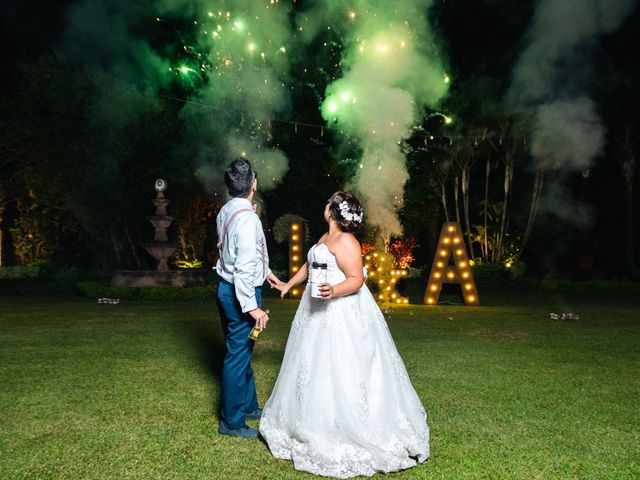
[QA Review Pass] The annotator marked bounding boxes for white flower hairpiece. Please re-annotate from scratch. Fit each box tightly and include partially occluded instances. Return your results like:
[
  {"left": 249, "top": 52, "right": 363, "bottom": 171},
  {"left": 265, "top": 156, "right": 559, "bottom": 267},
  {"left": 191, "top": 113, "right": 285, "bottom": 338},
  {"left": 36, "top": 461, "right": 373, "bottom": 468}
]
[{"left": 339, "top": 200, "right": 363, "bottom": 223}]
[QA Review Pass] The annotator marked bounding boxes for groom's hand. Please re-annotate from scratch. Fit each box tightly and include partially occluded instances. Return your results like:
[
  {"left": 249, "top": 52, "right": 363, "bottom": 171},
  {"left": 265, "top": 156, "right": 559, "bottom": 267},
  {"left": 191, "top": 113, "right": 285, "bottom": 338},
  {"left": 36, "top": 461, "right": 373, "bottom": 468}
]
[
  {"left": 249, "top": 307, "right": 269, "bottom": 330},
  {"left": 267, "top": 272, "right": 284, "bottom": 289}
]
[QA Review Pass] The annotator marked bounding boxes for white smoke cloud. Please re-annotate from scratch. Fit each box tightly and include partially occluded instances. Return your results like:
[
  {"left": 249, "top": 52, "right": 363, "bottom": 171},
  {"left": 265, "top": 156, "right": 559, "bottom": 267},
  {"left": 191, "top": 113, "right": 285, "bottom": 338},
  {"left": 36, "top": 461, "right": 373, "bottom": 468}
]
[
  {"left": 226, "top": 136, "right": 289, "bottom": 191},
  {"left": 508, "top": 0, "right": 637, "bottom": 224},
  {"left": 306, "top": 1, "right": 448, "bottom": 236},
  {"left": 531, "top": 97, "right": 604, "bottom": 170},
  {"left": 62, "top": 0, "right": 294, "bottom": 193}
]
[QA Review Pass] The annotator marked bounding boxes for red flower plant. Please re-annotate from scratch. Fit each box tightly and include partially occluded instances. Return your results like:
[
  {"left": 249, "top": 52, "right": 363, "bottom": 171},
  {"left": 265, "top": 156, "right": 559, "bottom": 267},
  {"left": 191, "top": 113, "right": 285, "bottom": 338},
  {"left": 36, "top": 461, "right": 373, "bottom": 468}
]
[
  {"left": 361, "top": 242, "right": 374, "bottom": 256},
  {"left": 388, "top": 237, "right": 418, "bottom": 269}
]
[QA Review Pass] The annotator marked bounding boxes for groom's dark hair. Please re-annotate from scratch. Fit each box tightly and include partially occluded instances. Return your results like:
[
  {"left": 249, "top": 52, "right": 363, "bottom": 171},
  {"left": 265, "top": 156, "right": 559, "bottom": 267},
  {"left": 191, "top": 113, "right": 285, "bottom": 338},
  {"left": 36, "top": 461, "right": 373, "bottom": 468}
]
[{"left": 224, "top": 157, "right": 256, "bottom": 198}]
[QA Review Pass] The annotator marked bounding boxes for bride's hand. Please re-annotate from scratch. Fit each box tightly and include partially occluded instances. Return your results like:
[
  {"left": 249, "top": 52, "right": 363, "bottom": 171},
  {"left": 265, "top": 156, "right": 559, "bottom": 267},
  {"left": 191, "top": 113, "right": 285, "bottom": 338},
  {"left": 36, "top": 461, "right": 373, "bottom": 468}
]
[
  {"left": 276, "top": 282, "right": 292, "bottom": 298},
  {"left": 318, "top": 283, "right": 334, "bottom": 300}
]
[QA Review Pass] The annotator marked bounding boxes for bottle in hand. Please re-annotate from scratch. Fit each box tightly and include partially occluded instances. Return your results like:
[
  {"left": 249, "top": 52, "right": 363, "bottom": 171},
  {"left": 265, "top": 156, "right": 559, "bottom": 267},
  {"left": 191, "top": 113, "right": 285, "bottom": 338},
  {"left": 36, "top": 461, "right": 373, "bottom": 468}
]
[
  {"left": 310, "top": 262, "right": 328, "bottom": 298},
  {"left": 248, "top": 309, "right": 269, "bottom": 341},
  {"left": 248, "top": 327, "right": 261, "bottom": 340}
]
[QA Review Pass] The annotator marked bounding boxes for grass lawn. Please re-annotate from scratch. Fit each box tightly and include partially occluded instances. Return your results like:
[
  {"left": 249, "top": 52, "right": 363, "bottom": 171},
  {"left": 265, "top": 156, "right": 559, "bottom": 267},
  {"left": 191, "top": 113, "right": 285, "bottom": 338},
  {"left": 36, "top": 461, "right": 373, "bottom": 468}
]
[{"left": 1, "top": 288, "right": 639, "bottom": 479}]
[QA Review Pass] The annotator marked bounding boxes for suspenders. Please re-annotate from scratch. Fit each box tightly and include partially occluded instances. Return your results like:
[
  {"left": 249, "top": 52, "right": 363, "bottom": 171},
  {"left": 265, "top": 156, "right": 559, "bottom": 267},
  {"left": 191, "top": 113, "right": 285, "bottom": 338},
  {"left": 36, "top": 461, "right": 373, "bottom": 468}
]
[
  {"left": 217, "top": 207, "right": 267, "bottom": 279},
  {"left": 218, "top": 208, "right": 253, "bottom": 253}
]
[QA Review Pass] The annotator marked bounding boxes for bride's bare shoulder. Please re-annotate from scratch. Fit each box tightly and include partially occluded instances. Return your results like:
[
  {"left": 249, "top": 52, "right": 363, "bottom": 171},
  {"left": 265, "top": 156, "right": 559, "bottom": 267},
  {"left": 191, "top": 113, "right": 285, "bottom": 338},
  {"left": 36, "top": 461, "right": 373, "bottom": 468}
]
[{"left": 336, "top": 232, "right": 361, "bottom": 250}]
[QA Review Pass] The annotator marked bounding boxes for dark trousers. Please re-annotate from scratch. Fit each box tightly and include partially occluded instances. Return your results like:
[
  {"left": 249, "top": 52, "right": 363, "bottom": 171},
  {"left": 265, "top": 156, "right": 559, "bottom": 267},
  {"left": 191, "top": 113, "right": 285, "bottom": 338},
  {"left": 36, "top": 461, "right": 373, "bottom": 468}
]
[{"left": 216, "top": 278, "right": 260, "bottom": 429}]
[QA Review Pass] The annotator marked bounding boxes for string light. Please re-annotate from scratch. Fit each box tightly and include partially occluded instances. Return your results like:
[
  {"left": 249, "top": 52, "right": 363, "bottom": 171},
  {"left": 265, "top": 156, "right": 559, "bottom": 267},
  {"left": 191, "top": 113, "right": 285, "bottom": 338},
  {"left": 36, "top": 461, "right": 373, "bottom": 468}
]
[{"left": 157, "top": 96, "right": 527, "bottom": 146}]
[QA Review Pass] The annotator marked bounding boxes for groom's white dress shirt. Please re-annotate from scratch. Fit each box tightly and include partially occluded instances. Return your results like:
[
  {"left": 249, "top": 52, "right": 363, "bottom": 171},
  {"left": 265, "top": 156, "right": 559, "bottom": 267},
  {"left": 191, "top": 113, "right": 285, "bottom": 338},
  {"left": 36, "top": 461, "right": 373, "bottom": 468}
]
[{"left": 216, "top": 197, "right": 271, "bottom": 313}]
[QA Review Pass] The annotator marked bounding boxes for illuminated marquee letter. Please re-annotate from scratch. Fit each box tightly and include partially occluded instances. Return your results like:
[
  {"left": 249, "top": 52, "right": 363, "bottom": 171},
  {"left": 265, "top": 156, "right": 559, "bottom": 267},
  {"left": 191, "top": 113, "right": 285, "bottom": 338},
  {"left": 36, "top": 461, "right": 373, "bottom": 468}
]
[
  {"left": 424, "top": 222, "right": 479, "bottom": 306},
  {"left": 364, "top": 251, "right": 409, "bottom": 304},
  {"left": 288, "top": 222, "right": 305, "bottom": 298}
]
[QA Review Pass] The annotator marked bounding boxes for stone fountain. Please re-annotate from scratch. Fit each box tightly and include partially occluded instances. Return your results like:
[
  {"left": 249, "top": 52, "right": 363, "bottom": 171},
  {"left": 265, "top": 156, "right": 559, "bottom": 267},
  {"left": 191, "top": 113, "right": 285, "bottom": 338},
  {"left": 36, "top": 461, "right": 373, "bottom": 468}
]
[
  {"left": 144, "top": 179, "right": 176, "bottom": 272},
  {"left": 111, "top": 179, "right": 207, "bottom": 287}
]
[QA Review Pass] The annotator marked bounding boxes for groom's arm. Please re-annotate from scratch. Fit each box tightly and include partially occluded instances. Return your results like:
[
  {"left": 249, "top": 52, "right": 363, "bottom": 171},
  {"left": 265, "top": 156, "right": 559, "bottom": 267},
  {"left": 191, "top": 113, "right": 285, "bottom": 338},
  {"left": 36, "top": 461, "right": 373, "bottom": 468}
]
[{"left": 233, "top": 215, "right": 260, "bottom": 313}]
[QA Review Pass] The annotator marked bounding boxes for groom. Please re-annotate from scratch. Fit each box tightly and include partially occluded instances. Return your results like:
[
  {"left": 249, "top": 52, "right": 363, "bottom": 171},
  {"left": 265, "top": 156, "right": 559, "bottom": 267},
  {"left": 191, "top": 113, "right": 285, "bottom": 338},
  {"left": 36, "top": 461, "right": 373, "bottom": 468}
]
[{"left": 215, "top": 157, "right": 281, "bottom": 438}]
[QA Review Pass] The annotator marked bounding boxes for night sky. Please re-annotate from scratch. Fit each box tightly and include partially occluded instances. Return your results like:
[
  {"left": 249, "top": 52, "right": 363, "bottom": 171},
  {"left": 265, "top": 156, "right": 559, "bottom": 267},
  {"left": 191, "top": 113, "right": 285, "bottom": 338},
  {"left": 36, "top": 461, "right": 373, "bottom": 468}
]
[{"left": 1, "top": 0, "right": 639, "bottom": 275}]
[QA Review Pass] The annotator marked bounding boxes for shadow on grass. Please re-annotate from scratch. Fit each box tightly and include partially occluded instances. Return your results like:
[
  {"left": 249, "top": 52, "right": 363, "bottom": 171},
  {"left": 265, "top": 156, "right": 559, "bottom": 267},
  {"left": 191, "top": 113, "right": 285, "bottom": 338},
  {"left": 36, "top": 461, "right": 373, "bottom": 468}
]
[
  {"left": 169, "top": 294, "right": 271, "bottom": 424},
  {"left": 168, "top": 301, "right": 226, "bottom": 420}
]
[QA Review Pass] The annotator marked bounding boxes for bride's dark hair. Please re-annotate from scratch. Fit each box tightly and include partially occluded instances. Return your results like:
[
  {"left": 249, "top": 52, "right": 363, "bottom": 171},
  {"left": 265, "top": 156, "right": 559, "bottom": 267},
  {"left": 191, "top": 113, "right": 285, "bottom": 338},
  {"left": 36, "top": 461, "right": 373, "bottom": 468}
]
[{"left": 328, "top": 191, "right": 364, "bottom": 233}]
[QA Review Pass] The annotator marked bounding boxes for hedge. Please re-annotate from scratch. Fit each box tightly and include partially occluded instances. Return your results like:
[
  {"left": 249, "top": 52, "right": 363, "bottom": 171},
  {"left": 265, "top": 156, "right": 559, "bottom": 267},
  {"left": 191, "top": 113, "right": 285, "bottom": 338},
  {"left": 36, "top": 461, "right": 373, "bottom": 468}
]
[{"left": 76, "top": 281, "right": 216, "bottom": 300}]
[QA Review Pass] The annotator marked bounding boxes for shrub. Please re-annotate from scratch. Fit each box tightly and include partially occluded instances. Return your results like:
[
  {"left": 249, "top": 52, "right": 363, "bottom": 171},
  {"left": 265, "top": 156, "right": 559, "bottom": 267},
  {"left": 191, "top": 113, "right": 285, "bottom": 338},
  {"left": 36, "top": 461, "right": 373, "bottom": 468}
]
[
  {"left": 76, "top": 281, "right": 216, "bottom": 300},
  {"left": 471, "top": 262, "right": 524, "bottom": 285},
  {"left": 76, "top": 281, "right": 138, "bottom": 299},
  {"left": 272, "top": 214, "right": 309, "bottom": 244},
  {"left": 269, "top": 253, "right": 288, "bottom": 272},
  {"left": 0, "top": 266, "right": 41, "bottom": 279}
]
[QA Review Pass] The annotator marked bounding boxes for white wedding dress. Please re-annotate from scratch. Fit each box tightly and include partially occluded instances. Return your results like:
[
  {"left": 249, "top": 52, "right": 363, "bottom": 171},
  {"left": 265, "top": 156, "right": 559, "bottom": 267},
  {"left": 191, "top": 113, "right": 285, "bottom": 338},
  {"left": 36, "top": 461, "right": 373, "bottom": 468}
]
[{"left": 260, "top": 243, "right": 429, "bottom": 478}]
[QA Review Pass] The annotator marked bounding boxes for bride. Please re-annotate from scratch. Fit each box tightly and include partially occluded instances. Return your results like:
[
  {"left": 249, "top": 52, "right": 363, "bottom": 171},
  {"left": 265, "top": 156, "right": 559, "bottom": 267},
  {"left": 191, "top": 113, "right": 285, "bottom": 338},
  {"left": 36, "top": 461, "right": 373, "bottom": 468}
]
[{"left": 259, "top": 191, "right": 429, "bottom": 478}]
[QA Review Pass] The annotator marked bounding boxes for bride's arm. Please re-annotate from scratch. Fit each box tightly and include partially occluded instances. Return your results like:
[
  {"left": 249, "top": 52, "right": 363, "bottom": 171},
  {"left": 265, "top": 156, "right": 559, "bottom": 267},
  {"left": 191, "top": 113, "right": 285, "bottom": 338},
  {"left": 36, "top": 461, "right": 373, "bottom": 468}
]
[
  {"left": 286, "top": 262, "right": 309, "bottom": 288},
  {"left": 276, "top": 262, "right": 309, "bottom": 297},
  {"left": 319, "top": 235, "right": 364, "bottom": 298},
  {"left": 280, "top": 233, "right": 328, "bottom": 294}
]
